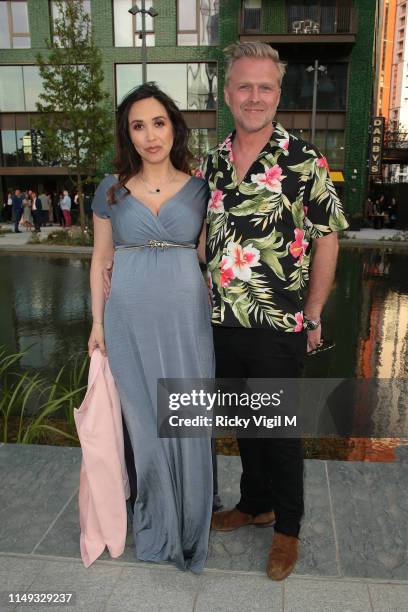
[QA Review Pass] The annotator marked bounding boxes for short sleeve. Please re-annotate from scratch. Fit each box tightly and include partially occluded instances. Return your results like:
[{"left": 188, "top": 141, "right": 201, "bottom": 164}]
[
  {"left": 304, "top": 151, "right": 349, "bottom": 238},
  {"left": 91, "top": 177, "right": 113, "bottom": 219}
]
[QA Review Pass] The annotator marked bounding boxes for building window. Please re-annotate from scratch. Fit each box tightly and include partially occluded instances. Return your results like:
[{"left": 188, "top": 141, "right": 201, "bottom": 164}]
[
  {"left": 177, "top": 0, "right": 219, "bottom": 46},
  {"left": 287, "top": 0, "right": 353, "bottom": 35},
  {"left": 114, "top": 0, "right": 155, "bottom": 47},
  {"left": 242, "top": 0, "right": 262, "bottom": 32},
  {"left": 0, "top": 65, "right": 43, "bottom": 112},
  {"left": 290, "top": 128, "right": 345, "bottom": 169},
  {"left": 0, "top": 0, "right": 30, "bottom": 48},
  {"left": 50, "top": 0, "right": 91, "bottom": 43},
  {"left": 0, "top": 120, "right": 51, "bottom": 167},
  {"left": 279, "top": 63, "right": 347, "bottom": 111},
  {"left": 189, "top": 128, "right": 218, "bottom": 167},
  {"left": 115, "top": 63, "right": 217, "bottom": 110}
]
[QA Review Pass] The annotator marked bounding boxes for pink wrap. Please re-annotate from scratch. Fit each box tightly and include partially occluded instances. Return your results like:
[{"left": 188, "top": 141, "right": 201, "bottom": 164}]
[{"left": 74, "top": 348, "right": 130, "bottom": 568}]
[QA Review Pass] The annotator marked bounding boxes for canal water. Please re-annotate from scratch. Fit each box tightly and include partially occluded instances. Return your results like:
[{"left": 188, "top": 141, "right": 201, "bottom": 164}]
[
  {"left": 1, "top": 247, "right": 407, "bottom": 379},
  {"left": 1, "top": 247, "right": 407, "bottom": 459}
]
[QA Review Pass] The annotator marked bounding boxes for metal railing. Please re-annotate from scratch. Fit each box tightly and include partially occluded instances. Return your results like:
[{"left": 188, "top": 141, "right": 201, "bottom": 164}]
[{"left": 240, "top": 2, "right": 357, "bottom": 35}]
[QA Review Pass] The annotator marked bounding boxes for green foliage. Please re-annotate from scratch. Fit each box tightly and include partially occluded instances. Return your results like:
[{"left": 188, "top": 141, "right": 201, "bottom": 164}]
[
  {"left": 35, "top": 0, "right": 113, "bottom": 229},
  {"left": 0, "top": 345, "right": 88, "bottom": 445}
]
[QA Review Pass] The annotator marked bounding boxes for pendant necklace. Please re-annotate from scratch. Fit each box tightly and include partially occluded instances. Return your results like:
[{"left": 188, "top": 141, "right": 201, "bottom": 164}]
[{"left": 140, "top": 169, "right": 178, "bottom": 194}]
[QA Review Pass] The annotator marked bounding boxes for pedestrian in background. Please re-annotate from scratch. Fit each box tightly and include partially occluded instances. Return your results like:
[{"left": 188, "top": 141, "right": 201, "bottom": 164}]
[
  {"left": 31, "top": 191, "right": 42, "bottom": 233},
  {"left": 39, "top": 190, "right": 51, "bottom": 226},
  {"left": 12, "top": 189, "right": 24, "bottom": 233},
  {"left": 60, "top": 189, "right": 72, "bottom": 227}
]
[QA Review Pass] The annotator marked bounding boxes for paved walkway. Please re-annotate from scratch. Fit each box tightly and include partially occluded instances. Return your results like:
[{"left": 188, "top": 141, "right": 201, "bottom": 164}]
[
  {"left": 1, "top": 444, "right": 407, "bottom": 611},
  {"left": 1, "top": 223, "right": 408, "bottom": 253}
]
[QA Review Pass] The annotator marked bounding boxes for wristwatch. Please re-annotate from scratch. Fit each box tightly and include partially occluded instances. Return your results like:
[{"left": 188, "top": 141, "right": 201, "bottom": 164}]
[{"left": 304, "top": 317, "right": 321, "bottom": 331}]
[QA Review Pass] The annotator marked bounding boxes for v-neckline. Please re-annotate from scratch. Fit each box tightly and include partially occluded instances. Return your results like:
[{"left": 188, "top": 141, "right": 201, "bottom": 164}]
[{"left": 122, "top": 176, "right": 194, "bottom": 218}]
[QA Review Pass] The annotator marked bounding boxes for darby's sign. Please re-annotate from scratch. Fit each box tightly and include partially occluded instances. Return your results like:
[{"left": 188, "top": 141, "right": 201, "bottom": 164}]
[{"left": 369, "top": 117, "right": 384, "bottom": 175}]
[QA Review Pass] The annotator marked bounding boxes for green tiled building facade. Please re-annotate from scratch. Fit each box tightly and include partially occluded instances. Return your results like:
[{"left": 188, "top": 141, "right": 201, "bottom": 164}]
[{"left": 0, "top": 0, "right": 376, "bottom": 215}]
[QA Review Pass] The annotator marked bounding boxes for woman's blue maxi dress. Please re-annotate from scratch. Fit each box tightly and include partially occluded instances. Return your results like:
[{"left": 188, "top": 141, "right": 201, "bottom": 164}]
[{"left": 91, "top": 174, "right": 214, "bottom": 573}]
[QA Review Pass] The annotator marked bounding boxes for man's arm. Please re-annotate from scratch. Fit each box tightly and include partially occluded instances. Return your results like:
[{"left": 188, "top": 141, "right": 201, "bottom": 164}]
[{"left": 304, "top": 232, "right": 339, "bottom": 352}]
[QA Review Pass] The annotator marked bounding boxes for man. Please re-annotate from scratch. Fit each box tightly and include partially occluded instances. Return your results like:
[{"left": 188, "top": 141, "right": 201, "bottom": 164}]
[
  {"left": 31, "top": 191, "right": 42, "bottom": 233},
  {"left": 11, "top": 189, "right": 24, "bottom": 233},
  {"left": 39, "top": 190, "right": 51, "bottom": 225},
  {"left": 204, "top": 42, "right": 348, "bottom": 581}
]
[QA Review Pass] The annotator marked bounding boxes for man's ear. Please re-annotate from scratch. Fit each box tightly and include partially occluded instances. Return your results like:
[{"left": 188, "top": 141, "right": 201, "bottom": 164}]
[{"left": 224, "top": 86, "right": 230, "bottom": 108}]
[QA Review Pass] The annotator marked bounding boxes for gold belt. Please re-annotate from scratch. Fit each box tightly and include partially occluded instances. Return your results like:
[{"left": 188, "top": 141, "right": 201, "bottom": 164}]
[{"left": 115, "top": 240, "right": 196, "bottom": 251}]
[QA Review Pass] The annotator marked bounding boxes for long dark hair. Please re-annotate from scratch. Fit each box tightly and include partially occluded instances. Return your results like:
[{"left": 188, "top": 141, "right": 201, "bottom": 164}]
[{"left": 107, "top": 82, "right": 193, "bottom": 205}]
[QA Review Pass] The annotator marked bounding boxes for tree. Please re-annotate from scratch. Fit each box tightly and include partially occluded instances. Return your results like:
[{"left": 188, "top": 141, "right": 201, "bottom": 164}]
[{"left": 35, "top": 0, "right": 113, "bottom": 230}]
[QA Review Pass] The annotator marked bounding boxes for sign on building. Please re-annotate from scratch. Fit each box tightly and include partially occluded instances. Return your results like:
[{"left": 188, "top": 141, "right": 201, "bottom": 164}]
[{"left": 369, "top": 117, "right": 384, "bottom": 175}]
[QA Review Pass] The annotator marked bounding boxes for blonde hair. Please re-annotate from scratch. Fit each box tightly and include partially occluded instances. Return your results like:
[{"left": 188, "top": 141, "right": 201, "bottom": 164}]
[{"left": 224, "top": 42, "right": 286, "bottom": 86}]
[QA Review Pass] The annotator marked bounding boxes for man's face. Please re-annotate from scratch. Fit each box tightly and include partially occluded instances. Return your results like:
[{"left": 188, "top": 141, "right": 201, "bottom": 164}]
[{"left": 224, "top": 57, "right": 281, "bottom": 134}]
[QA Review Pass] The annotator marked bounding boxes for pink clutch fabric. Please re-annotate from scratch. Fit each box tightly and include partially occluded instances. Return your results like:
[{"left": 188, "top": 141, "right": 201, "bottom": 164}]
[{"left": 74, "top": 348, "right": 130, "bottom": 568}]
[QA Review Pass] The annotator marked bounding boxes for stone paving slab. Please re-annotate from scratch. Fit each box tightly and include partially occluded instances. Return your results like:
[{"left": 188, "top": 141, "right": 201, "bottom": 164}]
[
  {"left": 207, "top": 457, "right": 338, "bottom": 577},
  {"left": 0, "top": 445, "right": 80, "bottom": 554},
  {"left": 327, "top": 460, "right": 408, "bottom": 580},
  {"left": 2, "top": 554, "right": 408, "bottom": 612},
  {"left": 284, "top": 577, "right": 372, "bottom": 611}
]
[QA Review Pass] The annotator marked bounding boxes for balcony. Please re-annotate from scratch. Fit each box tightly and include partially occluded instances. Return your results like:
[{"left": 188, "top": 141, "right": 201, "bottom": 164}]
[{"left": 240, "top": 2, "right": 358, "bottom": 45}]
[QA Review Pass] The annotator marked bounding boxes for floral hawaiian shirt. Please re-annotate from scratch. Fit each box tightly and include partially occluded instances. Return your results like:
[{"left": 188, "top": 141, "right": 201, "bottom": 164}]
[{"left": 203, "top": 121, "right": 349, "bottom": 331}]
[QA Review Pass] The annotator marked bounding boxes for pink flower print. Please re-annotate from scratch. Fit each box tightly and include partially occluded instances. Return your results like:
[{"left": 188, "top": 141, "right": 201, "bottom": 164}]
[
  {"left": 279, "top": 138, "right": 289, "bottom": 150},
  {"left": 208, "top": 190, "right": 225, "bottom": 214},
  {"left": 303, "top": 205, "right": 308, "bottom": 216},
  {"left": 220, "top": 257, "right": 235, "bottom": 288},
  {"left": 289, "top": 228, "right": 309, "bottom": 262},
  {"left": 250, "top": 164, "right": 285, "bottom": 193},
  {"left": 294, "top": 312, "right": 304, "bottom": 332},
  {"left": 317, "top": 156, "right": 329, "bottom": 171},
  {"left": 225, "top": 139, "right": 234, "bottom": 162},
  {"left": 223, "top": 242, "right": 261, "bottom": 282}
]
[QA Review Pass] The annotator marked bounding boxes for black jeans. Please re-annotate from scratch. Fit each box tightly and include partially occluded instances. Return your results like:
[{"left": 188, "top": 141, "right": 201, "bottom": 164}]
[{"left": 213, "top": 326, "right": 307, "bottom": 538}]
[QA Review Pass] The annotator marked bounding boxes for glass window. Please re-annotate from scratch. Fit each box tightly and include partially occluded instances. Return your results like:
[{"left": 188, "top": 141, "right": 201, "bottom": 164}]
[
  {"left": 23, "top": 66, "right": 44, "bottom": 112},
  {"left": 116, "top": 63, "right": 218, "bottom": 110},
  {"left": 177, "top": 0, "right": 219, "bottom": 46},
  {"left": 0, "top": 1, "right": 30, "bottom": 48},
  {"left": 290, "top": 128, "right": 345, "bottom": 169},
  {"left": 1, "top": 130, "right": 18, "bottom": 166},
  {"left": 50, "top": 0, "right": 91, "bottom": 44},
  {"left": 116, "top": 64, "right": 143, "bottom": 106},
  {"left": 0, "top": 65, "right": 42, "bottom": 112},
  {"left": 0, "top": 66, "right": 25, "bottom": 111},
  {"left": 279, "top": 63, "right": 347, "bottom": 111},
  {"left": 113, "top": 0, "right": 155, "bottom": 47},
  {"left": 242, "top": 0, "right": 262, "bottom": 32},
  {"left": 189, "top": 128, "right": 217, "bottom": 168}
]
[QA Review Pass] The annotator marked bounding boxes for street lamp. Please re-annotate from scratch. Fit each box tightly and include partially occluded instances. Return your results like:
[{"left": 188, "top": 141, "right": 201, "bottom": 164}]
[
  {"left": 306, "top": 60, "right": 326, "bottom": 143},
  {"left": 129, "top": 3, "right": 159, "bottom": 84}
]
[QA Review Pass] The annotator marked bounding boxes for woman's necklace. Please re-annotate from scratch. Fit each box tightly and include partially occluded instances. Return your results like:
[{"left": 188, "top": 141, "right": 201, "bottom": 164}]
[{"left": 139, "top": 169, "right": 178, "bottom": 194}]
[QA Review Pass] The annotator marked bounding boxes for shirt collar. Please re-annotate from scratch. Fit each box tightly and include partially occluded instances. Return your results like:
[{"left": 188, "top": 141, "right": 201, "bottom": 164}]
[{"left": 218, "top": 121, "right": 290, "bottom": 162}]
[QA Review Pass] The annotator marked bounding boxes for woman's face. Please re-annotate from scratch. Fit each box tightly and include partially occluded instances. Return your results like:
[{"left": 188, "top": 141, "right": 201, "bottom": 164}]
[{"left": 127, "top": 97, "right": 174, "bottom": 166}]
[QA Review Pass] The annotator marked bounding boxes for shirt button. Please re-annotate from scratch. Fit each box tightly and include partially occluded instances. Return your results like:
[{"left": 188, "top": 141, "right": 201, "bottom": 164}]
[
  {"left": 235, "top": 191, "right": 239, "bottom": 196},
  {"left": 231, "top": 221, "right": 235, "bottom": 226}
]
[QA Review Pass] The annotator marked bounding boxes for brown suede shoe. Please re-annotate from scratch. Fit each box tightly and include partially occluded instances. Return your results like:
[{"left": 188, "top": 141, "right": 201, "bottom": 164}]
[
  {"left": 211, "top": 508, "right": 275, "bottom": 532},
  {"left": 266, "top": 532, "right": 299, "bottom": 581}
]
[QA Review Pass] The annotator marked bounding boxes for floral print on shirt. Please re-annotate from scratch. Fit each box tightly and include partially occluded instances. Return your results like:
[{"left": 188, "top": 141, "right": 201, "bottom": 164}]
[{"left": 204, "top": 122, "right": 349, "bottom": 331}]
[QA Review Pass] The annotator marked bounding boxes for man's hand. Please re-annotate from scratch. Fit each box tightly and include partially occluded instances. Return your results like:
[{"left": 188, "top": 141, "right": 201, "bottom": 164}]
[
  {"left": 306, "top": 327, "right": 322, "bottom": 353},
  {"left": 102, "top": 260, "right": 113, "bottom": 301}
]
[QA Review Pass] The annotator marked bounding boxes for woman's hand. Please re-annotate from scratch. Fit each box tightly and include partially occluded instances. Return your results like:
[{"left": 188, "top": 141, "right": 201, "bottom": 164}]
[{"left": 88, "top": 322, "right": 106, "bottom": 357}]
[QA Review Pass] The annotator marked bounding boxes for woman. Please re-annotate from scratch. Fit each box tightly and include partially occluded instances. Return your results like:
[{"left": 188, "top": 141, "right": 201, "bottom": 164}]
[{"left": 88, "top": 83, "right": 214, "bottom": 573}]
